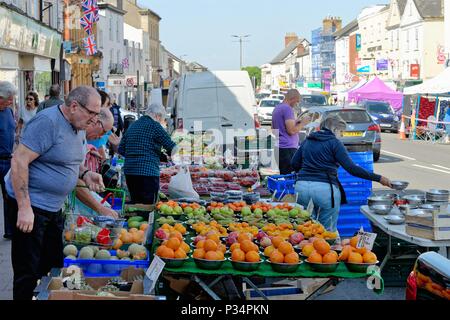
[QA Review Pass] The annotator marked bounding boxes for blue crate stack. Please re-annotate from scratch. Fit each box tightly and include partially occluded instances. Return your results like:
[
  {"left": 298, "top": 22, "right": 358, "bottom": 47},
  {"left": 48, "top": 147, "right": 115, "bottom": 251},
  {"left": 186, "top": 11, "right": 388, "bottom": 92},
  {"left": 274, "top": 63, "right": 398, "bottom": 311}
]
[{"left": 337, "top": 151, "right": 374, "bottom": 237}]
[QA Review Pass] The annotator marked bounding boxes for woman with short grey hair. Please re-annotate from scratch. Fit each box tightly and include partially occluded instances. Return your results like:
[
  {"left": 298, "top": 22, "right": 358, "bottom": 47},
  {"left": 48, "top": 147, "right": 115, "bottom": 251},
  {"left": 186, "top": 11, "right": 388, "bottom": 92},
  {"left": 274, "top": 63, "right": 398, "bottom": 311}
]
[
  {"left": 146, "top": 103, "right": 167, "bottom": 127},
  {"left": 291, "top": 114, "right": 393, "bottom": 232}
]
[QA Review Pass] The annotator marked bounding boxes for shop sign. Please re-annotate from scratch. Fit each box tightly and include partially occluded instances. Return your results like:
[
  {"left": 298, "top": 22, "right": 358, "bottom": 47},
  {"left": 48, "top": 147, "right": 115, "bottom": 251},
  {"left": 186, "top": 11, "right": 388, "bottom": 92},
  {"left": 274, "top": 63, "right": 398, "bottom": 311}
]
[
  {"left": 410, "top": 64, "right": 420, "bottom": 78},
  {"left": 356, "top": 34, "right": 361, "bottom": 51},
  {"left": 357, "top": 65, "right": 371, "bottom": 73},
  {"left": 376, "top": 59, "right": 389, "bottom": 71},
  {"left": 108, "top": 78, "right": 125, "bottom": 87},
  {"left": 0, "top": 6, "right": 61, "bottom": 60},
  {"left": 96, "top": 81, "right": 106, "bottom": 91}
]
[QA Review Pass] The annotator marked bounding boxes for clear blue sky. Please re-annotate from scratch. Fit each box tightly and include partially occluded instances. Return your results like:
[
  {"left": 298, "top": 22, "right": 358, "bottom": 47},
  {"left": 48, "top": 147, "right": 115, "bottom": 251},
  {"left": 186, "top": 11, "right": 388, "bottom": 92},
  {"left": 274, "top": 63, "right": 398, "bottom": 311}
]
[{"left": 137, "top": 0, "right": 388, "bottom": 70}]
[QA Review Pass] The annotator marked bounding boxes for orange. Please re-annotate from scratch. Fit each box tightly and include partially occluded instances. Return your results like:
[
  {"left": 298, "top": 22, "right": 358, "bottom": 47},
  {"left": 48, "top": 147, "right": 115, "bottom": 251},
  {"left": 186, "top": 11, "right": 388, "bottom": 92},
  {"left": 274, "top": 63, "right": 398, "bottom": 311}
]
[
  {"left": 264, "top": 245, "right": 275, "bottom": 257},
  {"left": 284, "top": 252, "right": 300, "bottom": 264},
  {"left": 159, "top": 247, "right": 175, "bottom": 259},
  {"left": 231, "top": 249, "right": 246, "bottom": 262},
  {"left": 206, "top": 233, "right": 221, "bottom": 244},
  {"left": 302, "top": 244, "right": 315, "bottom": 257},
  {"left": 240, "top": 240, "right": 256, "bottom": 253},
  {"left": 237, "top": 233, "right": 252, "bottom": 243},
  {"left": 215, "top": 250, "right": 225, "bottom": 261},
  {"left": 112, "top": 239, "right": 123, "bottom": 250},
  {"left": 64, "top": 231, "right": 73, "bottom": 242},
  {"left": 271, "top": 236, "right": 284, "bottom": 249},
  {"left": 350, "top": 236, "right": 359, "bottom": 248},
  {"left": 174, "top": 248, "right": 187, "bottom": 259},
  {"left": 307, "top": 251, "right": 323, "bottom": 263},
  {"left": 196, "top": 240, "right": 206, "bottom": 249},
  {"left": 193, "top": 248, "right": 206, "bottom": 259},
  {"left": 246, "top": 251, "right": 260, "bottom": 263},
  {"left": 338, "top": 245, "right": 352, "bottom": 262},
  {"left": 323, "top": 251, "right": 338, "bottom": 264},
  {"left": 269, "top": 250, "right": 285, "bottom": 263},
  {"left": 155, "top": 245, "right": 168, "bottom": 257},
  {"left": 140, "top": 223, "right": 149, "bottom": 231},
  {"left": 204, "top": 239, "right": 218, "bottom": 252},
  {"left": 363, "top": 251, "right": 378, "bottom": 264},
  {"left": 348, "top": 252, "right": 363, "bottom": 264},
  {"left": 230, "top": 243, "right": 241, "bottom": 252},
  {"left": 169, "top": 231, "right": 183, "bottom": 241},
  {"left": 129, "top": 228, "right": 139, "bottom": 234},
  {"left": 174, "top": 224, "right": 187, "bottom": 235},
  {"left": 217, "top": 244, "right": 227, "bottom": 254},
  {"left": 205, "top": 251, "right": 221, "bottom": 261},
  {"left": 166, "top": 238, "right": 181, "bottom": 251},
  {"left": 354, "top": 246, "right": 368, "bottom": 255},
  {"left": 313, "top": 239, "right": 330, "bottom": 255},
  {"left": 278, "top": 242, "right": 294, "bottom": 255},
  {"left": 121, "top": 232, "right": 133, "bottom": 244},
  {"left": 180, "top": 242, "right": 191, "bottom": 253}
]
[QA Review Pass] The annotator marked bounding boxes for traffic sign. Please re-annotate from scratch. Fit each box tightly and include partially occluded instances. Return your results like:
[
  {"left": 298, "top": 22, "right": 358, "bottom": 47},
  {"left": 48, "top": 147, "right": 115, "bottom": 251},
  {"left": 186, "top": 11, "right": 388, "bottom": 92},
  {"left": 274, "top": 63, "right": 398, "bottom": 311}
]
[{"left": 126, "top": 77, "right": 135, "bottom": 87}]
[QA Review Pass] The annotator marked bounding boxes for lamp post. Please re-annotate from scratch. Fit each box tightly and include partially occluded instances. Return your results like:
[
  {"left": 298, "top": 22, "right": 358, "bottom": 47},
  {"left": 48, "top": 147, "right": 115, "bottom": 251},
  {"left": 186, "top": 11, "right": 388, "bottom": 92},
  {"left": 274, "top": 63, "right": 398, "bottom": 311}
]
[{"left": 232, "top": 34, "right": 251, "bottom": 69}]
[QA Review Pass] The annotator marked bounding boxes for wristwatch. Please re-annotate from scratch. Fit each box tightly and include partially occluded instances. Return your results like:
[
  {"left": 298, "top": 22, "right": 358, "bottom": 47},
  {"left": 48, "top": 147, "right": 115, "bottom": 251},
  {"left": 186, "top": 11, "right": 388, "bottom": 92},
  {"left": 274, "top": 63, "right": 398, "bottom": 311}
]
[{"left": 80, "top": 169, "right": 90, "bottom": 181}]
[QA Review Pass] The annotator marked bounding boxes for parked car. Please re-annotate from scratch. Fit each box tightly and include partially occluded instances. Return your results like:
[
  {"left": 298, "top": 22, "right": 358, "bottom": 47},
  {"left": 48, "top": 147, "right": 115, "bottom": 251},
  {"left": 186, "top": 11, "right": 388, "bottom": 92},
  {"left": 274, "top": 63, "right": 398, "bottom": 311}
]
[
  {"left": 406, "top": 252, "right": 450, "bottom": 300},
  {"left": 257, "top": 98, "right": 282, "bottom": 125},
  {"left": 359, "top": 100, "right": 400, "bottom": 133},
  {"left": 299, "top": 94, "right": 328, "bottom": 112},
  {"left": 270, "top": 94, "right": 285, "bottom": 101},
  {"left": 297, "top": 106, "right": 382, "bottom": 162},
  {"left": 255, "top": 92, "right": 271, "bottom": 104}
]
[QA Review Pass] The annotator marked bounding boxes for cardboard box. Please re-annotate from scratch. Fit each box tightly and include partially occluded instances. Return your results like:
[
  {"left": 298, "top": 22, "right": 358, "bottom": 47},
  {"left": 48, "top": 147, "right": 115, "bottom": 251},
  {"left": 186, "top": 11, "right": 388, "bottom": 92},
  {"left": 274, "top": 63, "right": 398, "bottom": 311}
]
[
  {"left": 405, "top": 224, "right": 450, "bottom": 240},
  {"left": 405, "top": 212, "right": 450, "bottom": 228}
]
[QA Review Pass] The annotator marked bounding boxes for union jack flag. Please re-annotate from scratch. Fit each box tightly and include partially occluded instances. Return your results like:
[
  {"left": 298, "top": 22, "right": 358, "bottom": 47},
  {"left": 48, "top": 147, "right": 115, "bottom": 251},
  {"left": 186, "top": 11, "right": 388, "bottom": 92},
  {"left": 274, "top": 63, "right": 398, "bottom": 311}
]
[
  {"left": 82, "top": 0, "right": 99, "bottom": 22},
  {"left": 80, "top": 13, "right": 94, "bottom": 35},
  {"left": 83, "top": 35, "right": 98, "bottom": 56}
]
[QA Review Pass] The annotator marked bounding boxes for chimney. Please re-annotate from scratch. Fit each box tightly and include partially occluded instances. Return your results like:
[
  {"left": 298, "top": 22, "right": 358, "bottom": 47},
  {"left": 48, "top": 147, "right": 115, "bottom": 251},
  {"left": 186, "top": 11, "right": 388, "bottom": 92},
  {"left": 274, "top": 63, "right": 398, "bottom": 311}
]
[
  {"left": 285, "top": 33, "right": 298, "bottom": 47},
  {"left": 117, "top": 0, "right": 123, "bottom": 10}
]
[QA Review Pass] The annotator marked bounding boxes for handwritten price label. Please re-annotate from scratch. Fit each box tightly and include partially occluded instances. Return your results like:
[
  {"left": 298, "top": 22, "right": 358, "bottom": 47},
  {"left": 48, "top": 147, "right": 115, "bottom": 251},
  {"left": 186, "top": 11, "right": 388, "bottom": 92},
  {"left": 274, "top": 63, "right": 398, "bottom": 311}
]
[{"left": 356, "top": 227, "right": 377, "bottom": 251}]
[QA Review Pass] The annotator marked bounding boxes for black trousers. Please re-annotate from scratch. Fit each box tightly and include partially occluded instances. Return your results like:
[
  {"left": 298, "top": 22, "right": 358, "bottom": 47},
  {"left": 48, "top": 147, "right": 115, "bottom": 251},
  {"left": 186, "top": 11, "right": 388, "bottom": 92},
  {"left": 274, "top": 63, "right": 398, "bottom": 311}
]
[
  {"left": 0, "top": 159, "right": 13, "bottom": 237},
  {"left": 8, "top": 196, "right": 64, "bottom": 300},
  {"left": 125, "top": 175, "right": 159, "bottom": 205},
  {"left": 275, "top": 147, "right": 297, "bottom": 175}
]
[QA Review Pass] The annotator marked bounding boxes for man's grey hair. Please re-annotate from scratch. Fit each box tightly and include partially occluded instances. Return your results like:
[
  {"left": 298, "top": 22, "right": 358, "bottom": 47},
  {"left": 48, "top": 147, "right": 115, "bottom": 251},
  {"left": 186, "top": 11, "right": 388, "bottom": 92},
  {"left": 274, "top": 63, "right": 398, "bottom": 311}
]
[
  {"left": 145, "top": 103, "right": 166, "bottom": 118},
  {"left": 285, "top": 89, "right": 300, "bottom": 100},
  {"left": 65, "top": 86, "right": 100, "bottom": 107},
  {"left": 320, "top": 114, "right": 347, "bottom": 132},
  {"left": 0, "top": 81, "right": 17, "bottom": 99},
  {"left": 49, "top": 84, "right": 60, "bottom": 98}
]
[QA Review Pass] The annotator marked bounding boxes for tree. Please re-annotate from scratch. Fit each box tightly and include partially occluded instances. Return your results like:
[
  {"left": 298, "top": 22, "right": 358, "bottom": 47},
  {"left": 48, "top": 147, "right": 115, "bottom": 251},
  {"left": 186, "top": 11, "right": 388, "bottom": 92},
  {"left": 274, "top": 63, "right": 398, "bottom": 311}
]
[{"left": 242, "top": 66, "right": 261, "bottom": 88}]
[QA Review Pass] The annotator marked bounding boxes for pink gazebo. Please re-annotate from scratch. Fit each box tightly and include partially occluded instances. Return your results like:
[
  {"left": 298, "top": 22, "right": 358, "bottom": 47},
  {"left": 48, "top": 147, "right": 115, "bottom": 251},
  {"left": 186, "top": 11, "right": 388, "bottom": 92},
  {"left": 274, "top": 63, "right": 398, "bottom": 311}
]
[{"left": 347, "top": 77, "right": 404, "bottom": 112}]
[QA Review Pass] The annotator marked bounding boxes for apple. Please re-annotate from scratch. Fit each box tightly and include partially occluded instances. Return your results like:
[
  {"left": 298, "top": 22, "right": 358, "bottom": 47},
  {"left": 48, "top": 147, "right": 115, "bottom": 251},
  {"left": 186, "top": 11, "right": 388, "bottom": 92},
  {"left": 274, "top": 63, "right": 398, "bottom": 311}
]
[
  {"left": 256, "top": 230, "right": 268, "bottom": 241},
  {"left": 155, "top": 229, "right": 168, "bottom": 240},
  {"left": 289, "top": 232, "right": 304, "bottom": 245},
  {"left": 193, "top": 235, "right": 206, "bottom": 245}
]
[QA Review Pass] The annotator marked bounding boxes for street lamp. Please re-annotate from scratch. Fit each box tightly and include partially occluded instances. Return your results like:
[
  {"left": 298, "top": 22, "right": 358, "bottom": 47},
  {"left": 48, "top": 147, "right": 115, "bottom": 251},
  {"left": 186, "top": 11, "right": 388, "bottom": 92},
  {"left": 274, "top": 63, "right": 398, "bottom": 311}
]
[{"left": 232, "top": 34, "right": 251, "bottom": 69}]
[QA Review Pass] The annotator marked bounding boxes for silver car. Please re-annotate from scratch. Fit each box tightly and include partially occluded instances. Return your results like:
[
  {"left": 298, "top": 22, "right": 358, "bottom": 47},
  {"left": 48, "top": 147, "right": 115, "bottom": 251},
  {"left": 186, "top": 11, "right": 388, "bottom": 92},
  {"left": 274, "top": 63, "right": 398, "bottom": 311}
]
[
  {"left": 257, "top": 98, "right": 281, "bottom": 125},
  {"left": 298, "top": 106, "right": 382, "bottom": 162}
]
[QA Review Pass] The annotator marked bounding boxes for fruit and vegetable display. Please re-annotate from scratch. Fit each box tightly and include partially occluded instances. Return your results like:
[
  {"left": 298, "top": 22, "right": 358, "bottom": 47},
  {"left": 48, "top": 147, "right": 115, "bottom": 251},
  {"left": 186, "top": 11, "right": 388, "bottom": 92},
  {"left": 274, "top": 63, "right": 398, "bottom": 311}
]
[
  {"left": 209, "top": 205, "right": 237, "bottom": 226},
  {"left": 63, "top": 243, "right": 148, "bottom": 261},
  {"left": 296, "top": 221, "right": 338, "bottom": 240},
  {"left": 155, "top": 223, "right": 187, "bottom": 241},
  {"left": 336, "top": 236, "right": 378, "bottom": 264},
  {"left": 191, "top": 221, "right": 228, "bottom": 237},
  {"left": 64, "top": 215, "right": 121, "bottom": 247},
  {"left": 229, "top": 233, "right": 261, "bottom": 263}
]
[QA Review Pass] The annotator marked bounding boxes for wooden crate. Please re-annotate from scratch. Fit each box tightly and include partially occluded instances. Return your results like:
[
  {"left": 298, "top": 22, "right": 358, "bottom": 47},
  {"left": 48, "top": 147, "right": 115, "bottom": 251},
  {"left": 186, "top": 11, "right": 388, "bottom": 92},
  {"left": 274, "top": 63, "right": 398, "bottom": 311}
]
[{"left": 405, "top": 224, "right": 450, "bottom": 240}]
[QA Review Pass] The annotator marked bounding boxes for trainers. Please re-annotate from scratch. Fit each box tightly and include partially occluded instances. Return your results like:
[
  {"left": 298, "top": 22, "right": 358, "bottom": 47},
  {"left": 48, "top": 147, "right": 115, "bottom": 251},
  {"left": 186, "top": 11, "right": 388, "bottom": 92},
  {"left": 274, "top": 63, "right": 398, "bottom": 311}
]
[{"left": 3, "top": 234, "right": 12, "bottom": 240}]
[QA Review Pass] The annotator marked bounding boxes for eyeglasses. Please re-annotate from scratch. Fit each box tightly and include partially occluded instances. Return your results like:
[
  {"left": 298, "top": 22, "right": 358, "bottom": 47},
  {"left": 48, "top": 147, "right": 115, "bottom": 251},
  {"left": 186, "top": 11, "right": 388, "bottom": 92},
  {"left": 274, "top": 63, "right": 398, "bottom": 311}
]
[
  {"left": 76, "top": 101, "right": 100, "bottom": 118},
  {"left": 97, "top": 120, "right": 107, "bottom": 135},
  {"left": 26, "top": 97, "right": 34, "bottom": 101}
]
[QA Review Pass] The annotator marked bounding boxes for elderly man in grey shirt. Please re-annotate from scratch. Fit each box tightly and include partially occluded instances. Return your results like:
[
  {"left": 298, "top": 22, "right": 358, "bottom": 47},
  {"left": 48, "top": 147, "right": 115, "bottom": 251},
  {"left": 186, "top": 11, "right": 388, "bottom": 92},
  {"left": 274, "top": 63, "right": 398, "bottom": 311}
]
[{"left": 4, "top": 86, "right": 105, "bottom": 300}]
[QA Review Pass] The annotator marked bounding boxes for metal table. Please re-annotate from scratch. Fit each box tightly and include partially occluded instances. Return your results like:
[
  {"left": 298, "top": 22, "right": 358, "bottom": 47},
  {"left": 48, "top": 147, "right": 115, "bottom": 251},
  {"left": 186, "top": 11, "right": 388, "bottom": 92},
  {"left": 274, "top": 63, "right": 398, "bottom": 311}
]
[{"left": 360, "top": 206, "right": 450, "bottom": 270}]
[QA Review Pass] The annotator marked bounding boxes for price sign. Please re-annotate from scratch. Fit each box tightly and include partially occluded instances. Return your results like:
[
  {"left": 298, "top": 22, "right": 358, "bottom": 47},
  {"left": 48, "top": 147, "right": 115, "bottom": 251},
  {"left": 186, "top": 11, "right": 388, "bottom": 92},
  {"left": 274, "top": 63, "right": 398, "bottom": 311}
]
[
  {"left": 146, "top": 256, "right": 165, "bottom": 294},
  {"left": 356, "top": 227, "right": 377, "bottom": 251}
]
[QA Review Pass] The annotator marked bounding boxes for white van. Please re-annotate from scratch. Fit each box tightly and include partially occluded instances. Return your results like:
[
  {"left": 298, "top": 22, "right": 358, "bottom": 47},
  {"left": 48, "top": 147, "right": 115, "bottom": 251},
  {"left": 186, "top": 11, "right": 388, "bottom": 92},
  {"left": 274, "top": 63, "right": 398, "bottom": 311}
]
[{"left": 167, "top": 71, "right": 259, "bottom": 144}]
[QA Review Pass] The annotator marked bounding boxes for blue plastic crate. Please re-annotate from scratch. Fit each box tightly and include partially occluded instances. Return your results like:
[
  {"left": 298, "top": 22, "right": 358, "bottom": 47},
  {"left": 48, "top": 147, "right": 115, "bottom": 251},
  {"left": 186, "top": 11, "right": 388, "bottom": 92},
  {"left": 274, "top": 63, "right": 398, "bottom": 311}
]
[
  {"left": 267, "top": 174, "right": 296, "bottom": 197},
  {"left": 337, "top": 223, "right": 372, "bottom": 237},
  {"left": 337, "top": 204, "right": 373, "bottom": 237},
  {"left": 64, "top": 250, "right": 150, "bottom": 277}
]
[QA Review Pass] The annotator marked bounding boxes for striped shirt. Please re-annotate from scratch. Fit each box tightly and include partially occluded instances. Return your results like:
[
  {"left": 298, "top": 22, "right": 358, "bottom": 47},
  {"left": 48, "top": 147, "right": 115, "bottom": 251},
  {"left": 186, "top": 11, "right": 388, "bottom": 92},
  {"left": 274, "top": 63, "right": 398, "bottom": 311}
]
[{"left": 118, "top": 115, "right": 176, "bottom": 177}]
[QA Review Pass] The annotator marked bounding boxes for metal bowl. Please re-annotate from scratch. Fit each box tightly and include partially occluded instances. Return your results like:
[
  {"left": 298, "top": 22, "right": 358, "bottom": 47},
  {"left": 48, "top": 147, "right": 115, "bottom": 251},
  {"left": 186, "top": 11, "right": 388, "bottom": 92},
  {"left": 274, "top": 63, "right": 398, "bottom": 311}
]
[
  {"left": 426, "top": 189, "right": 449, "bottom": 202},
  {"left": 391, "top": 181, "right": 409, "bottom": 191},
  {"left": 370, "top": 204, "right": 393, "bottom": 215},
  {"left": 368, "top": 196, "right": 394, "bottom": 208},
  {"left": 268, "top": 261, "right": 302, "bottom": 273},
  {"left": 305, "top": 261, "right": 340, "bottom": 273},
  {"left": 228, "top": 257, "right": 263, "bottom": 272},
  {"left": 420, "top": 204, "right": 441, "bottom": 212},
  {"left": 345, "top": 261, "right": 379, "bottom": 273},
  {"left": 384, "top": 215, "right": 405, "bottom": 225},
  {"left": 160, "top": 257, "right": 189, "bottom": 268},
  {"left": 383, "top": 193, "right": 400, "bottom": 201},
  {"left": 193, "top": 257, "right": 226, "bottom": 270},
  {"left": 402, "top": 194, "right": 426, "bottom": 206},
  {"left": 398, "top": 204, "right": 419, "bottom": 215}
]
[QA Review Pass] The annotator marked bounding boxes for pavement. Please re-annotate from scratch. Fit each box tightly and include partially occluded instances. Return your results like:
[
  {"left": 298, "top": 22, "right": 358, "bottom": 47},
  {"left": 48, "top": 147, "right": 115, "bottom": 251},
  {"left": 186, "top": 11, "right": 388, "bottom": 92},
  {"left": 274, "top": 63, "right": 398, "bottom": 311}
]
[{"left": 0, "top": 132, "right": 447, "bottom": 300}]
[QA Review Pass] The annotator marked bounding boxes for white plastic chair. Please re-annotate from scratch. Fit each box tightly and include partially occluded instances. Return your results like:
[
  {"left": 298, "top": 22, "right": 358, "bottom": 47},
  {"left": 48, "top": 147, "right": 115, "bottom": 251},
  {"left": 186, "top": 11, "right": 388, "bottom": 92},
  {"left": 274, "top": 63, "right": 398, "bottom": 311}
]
[{"left": 426, "top": 116, "right": 445, "bottom": 143}]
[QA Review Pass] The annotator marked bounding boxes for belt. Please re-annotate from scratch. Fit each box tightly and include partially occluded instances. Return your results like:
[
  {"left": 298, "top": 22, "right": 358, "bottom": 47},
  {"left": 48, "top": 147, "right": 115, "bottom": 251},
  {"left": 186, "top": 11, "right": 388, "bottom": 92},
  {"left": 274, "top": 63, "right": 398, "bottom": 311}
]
[{"left": 0, "top": 155, "right": 12, "bottom": 160}]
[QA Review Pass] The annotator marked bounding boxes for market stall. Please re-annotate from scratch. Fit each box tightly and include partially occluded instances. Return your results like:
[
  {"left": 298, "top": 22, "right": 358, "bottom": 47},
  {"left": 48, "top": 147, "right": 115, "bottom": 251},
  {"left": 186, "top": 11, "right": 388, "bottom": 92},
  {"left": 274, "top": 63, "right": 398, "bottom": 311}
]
[{"left": 347, "top": 77, "right": 404, "bottom": 113}]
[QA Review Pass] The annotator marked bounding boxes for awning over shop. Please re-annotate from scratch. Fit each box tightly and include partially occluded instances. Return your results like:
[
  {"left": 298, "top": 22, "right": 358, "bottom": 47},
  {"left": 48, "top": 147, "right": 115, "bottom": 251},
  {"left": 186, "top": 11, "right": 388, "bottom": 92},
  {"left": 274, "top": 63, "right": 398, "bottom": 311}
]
[{"left": 404, "top": 67, "right": 450, "bottom": 95}]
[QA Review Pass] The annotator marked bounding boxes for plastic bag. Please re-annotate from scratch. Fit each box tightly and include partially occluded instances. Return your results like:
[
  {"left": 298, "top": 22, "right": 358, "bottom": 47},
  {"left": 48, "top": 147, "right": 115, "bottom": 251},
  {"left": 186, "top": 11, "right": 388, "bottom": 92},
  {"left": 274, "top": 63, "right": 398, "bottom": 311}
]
[{"left": 168, "top": 166, "right": 200, "bottom": 200}]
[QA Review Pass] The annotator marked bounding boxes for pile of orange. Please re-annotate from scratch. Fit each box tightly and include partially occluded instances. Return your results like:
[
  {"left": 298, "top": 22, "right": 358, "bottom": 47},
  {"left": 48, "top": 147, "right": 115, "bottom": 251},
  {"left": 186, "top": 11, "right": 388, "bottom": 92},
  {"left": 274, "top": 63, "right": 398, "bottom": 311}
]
[
  {"left": 337, "top": 236, "right": 378, "bottom": 264},
  {"left": 267, "top": 239, "right": 299, "bottom": 264},
  {"left": 192, "top": 233, "right": 226, "bottom": 261},
  {"left": 208, "top": 201, "right": 247, "bottom": 212},
  {"left": 273, "top": 202, "right": 294, "bottom": 211},
  {"left": 115, "top": 227, "right": 146, "bottom": 247},
  {"left": 262, "top": 223, "right": 295, "bottom": 238},
  {"left": 192, "top": 221, "right": 228, "bottom": 237},
  {"left": 230, "top": 233, "right": 261, "bottom": 263},
  {"left": 228, "top": 223, "right": 259, "bottom": 236},
  {"left": 160, "top": 223, "right": 187, "bottom": 235},
  {"left": 250, "top": 202, "right": 273, "bottom": 213},
  {"left": 296, "top": 221, "right": 337, "bottom": 240},
  {"left": 155, "top": 234, "right": 191, "bottom": 260},
  {"left": 305, "top": 238, "right": 339, "bottom": 264}
]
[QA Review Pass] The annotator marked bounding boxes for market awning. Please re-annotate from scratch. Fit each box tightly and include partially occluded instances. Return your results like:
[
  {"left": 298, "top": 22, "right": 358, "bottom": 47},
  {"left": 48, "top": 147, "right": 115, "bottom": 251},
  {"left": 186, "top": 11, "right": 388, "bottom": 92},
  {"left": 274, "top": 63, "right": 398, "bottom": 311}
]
[{"left": 404, "top": 67, "right": 450, "bottom": 95}]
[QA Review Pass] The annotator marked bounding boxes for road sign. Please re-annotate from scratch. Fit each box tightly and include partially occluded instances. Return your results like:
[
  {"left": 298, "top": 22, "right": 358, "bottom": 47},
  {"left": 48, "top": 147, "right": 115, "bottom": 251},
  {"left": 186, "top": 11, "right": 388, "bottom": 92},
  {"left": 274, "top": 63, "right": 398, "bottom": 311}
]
[{"left": 126, "top": 77, "right": 135, "bottom": 87}]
